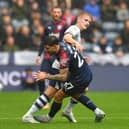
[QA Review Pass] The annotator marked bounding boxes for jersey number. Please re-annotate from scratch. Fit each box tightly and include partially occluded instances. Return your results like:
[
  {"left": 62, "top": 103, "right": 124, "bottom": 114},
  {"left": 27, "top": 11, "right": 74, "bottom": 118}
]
[
  {"left": 74, "top": 51, "right": 84, "bottom": 68},
  {"left": 64, "top": 82, "right": 74, "bottom": 92}
]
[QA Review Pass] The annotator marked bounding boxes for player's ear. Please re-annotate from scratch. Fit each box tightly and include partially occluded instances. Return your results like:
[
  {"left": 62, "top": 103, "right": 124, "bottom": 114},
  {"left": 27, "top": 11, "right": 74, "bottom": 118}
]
[{"left": 54, "top": 44, "right": 59, "bottom": 50}]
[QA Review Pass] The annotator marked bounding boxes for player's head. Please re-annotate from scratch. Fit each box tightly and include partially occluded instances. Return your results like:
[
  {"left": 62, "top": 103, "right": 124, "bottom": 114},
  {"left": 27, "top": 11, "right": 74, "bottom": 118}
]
[
  {"left": 44, "top": 36, "right": 59, "bottom": 55},
  {"left": 51, "top": 6, "right": 62, "bottom": 22},
  {"left": 77, "top": 12, "right": 93, "bottom": 31}
]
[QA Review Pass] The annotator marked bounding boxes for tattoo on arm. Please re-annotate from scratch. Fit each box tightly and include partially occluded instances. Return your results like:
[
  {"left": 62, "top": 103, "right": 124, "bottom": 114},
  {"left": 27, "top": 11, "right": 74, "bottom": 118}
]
[{"left": 46, "top": 68, "right": 68, "bottom": 81}]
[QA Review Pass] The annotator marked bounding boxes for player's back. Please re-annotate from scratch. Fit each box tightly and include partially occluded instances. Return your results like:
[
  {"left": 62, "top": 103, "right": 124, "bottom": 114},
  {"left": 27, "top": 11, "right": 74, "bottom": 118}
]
[{"left": 59, "top": 43, "right": 92, "bottom": 87}]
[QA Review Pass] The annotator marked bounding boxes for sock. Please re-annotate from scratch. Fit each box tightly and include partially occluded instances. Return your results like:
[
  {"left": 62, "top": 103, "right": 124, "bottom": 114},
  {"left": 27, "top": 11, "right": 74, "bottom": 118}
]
[
  {"left": 48, "top": 101, "right": 62, "bottom": 118},
  {"left": 25, "top": 94, "right": 49, "bottom": 116},
  {"left": 25, "top": 104, "right": 39, "bottom": 116},
  {"left": 77, "top": 94, "right": 97, "bottom": 111},
  {"left": 37, "top": 80, "right": 46, "bottom": 95},
  {"left": 64, "top": 98, "right": 78, "bottom": 112}
]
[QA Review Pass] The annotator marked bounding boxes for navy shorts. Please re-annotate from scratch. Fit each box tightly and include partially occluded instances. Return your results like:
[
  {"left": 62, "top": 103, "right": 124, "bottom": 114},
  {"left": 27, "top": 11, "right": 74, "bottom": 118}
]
[{"left": 62, "top": 81, "right": 89, "bottom": 96}]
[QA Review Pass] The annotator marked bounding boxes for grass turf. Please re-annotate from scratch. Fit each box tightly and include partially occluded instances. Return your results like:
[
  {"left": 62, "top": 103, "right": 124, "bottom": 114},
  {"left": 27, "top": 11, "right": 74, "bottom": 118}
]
[{"left": 0, "top": 91, "right": 129, "bottom": 129}]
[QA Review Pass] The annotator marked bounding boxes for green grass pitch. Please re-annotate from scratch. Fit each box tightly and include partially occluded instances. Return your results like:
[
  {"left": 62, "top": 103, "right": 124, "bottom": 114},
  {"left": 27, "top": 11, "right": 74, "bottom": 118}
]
[{"left": 0, "top": 91, "right": 129, "bottom": 129}]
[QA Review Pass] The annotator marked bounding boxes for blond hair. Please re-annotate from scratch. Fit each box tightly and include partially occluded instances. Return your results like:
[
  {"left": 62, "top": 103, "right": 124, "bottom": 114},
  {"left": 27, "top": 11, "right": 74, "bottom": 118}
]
[{"left": 77, "top": 12, "right": 93, "bottom": 22}]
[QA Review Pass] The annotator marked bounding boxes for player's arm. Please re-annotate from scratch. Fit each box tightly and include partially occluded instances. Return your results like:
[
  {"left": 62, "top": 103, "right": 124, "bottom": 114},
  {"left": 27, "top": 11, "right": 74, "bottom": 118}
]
[
  {"left": 33, "top": 68, "right": 68, "bottom": 82},
  {"left": 63, "top": 33, "right": 84, "bottom": 52},
  {"left": 46, "top": 68, "right": 68, "bottom": 81}
]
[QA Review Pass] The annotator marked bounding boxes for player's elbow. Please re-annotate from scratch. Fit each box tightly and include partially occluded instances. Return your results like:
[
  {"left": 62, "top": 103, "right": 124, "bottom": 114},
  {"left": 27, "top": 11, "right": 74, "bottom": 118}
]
[{"left": 63, "top": 35, "right": 70, "bottom": 43}]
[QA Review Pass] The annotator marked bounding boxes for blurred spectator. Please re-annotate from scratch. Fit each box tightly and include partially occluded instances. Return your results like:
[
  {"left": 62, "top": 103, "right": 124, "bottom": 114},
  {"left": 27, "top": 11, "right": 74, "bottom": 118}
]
[
  {"left": 32, "top": 25, "right": 45, "bottom": 49},
  {"left": 52, "top": 0, "right": 72, "bottom": 9},
  {"left": 62, "top": 9, "right": 76, "bottom": 26},
  {"left": 83, "top": 0, "right": 101, "bottom": 21},
  {"left": 34, "top": 0, "right": 47, "bottom": 13},
  {"left": 41, "top": 4, "right": 52, "bottom": 24},
  {"left": 30, "top": 11, "right": 42, "bottom": 22},
  {"left": 93, "top": 36, "right": 112, "bottom": 54},
  {"left": 3, "top": 36, "right": 19, "bottom": 52},
  {"left": 0, "top": 21, "right": 5, "bottom": 49},
  {"left": 100, "top": 0, "right": 117, "bottom": 21},
  {"left": 4, "top": 25, "right": 15, "bottom": 41},
  {"left": 91, "top": 27, "right": 103, "bottom": 42},
  {"left": 0, "top": 0, "right": 9, "bottom": 12},
  {"left": 116, "top": 0, "right": 129, "bottom": 22},
  {"left": 120, "top": 19, "right": 129, "bottom": 51},
  {"left": 11, "top": 0, "right": 29, "bottom": 30},
  {"left": 21, "top": 67, "right": 36, "bottom": 91},
  {"left": 29, "top": 1, "right": 40, "bottom": 12},
  {"left": 112, "top": 0, "right": 129, "bottom": 5},
  {"left": 71, "top": 0, "right": 85, "bottom": 9},
  {"left": 31, "top": 18, "right": 42, "bottom": 34},
  {"left": 0, "top": 6, "right": 11, "bottom": 16},
  {"left": 112, "top": 36, "right": 127, "bottom": 57},
  {"left": 0, "top": 26, "right": 4, "bottom": 51},
  {"left": 15, "top": 25, "right": 34, "bottom": 50},
  {"left": 2, "top": 15, "right": 12, "bottom": 26}
]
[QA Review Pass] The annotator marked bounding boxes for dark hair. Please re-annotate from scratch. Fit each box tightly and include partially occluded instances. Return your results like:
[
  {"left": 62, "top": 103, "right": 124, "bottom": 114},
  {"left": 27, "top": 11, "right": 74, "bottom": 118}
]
[
  {"left": 44, "top": 36, "right": 59, "bottom": 46},
  {"left": 52, "top": 6, "right": 62, "bottom": 11}
]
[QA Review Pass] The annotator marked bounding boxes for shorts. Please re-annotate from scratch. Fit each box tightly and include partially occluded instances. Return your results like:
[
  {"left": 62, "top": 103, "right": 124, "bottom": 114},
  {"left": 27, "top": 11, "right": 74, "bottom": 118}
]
[{"left": 62, "top": 81, "right": 89, "bottom": 96}]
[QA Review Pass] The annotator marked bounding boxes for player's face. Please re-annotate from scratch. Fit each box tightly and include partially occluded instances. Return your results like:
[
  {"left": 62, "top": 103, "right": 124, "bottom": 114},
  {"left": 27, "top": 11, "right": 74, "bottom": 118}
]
[
  {"left": 44, "top": 45, "right": 58, "bottom": 55},
  {"left": 79, "top": 15, "right": 92, "bottom": 30},
  {"left": 51, "top": 8, "right": 62, "bottom": 22}
]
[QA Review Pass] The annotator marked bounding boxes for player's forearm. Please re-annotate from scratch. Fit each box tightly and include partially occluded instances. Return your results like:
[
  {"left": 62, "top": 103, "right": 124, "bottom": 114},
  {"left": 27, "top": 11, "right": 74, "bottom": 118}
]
[
  {"left": 46, "top": 73, "right": 67, "bottom": 81},
  {"left": 64, "top": 35, "right": 78, "bottom": 47}
]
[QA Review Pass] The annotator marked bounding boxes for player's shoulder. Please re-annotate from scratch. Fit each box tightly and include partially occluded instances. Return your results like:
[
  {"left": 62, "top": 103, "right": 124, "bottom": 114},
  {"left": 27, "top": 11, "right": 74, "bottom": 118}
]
[
  {"left": 60, "top": 42, "right": 74, "bottom": 56},
  {"left": 66, "top": 25, "right": 79, "bottom": 32}
]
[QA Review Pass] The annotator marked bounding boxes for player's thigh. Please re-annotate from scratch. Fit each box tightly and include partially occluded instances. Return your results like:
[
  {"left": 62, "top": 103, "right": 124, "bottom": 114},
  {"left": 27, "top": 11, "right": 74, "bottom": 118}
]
[
  {"left": 44, "top": 85, "right": 58, "bottom": 99},
  {"left": 63, "top": 82, "right": 87, "bottom": 96}
]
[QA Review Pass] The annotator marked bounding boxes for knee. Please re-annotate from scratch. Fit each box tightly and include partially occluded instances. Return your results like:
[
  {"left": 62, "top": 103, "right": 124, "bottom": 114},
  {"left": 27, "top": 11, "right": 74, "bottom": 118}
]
[
  {"left": 84, "top": 87, "right": 89, "bottom": 93},
  {"left": 54, "top": 94, "right": 62, "bottom": 103},
  {"left": 54, "top": 91, "right": 64, "bottom": 103}
]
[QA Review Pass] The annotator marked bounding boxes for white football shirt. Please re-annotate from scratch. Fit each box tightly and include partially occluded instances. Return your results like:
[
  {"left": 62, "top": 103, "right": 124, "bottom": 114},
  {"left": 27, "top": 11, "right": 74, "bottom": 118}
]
[{"left": 64, "top": 25, "right": 81, "bottom": 43}]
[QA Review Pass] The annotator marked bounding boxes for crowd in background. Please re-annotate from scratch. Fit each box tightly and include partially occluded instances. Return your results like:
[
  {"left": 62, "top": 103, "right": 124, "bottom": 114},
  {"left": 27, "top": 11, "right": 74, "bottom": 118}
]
[{"left": 0, "top": 0, "right": 129, "bottom": 57}]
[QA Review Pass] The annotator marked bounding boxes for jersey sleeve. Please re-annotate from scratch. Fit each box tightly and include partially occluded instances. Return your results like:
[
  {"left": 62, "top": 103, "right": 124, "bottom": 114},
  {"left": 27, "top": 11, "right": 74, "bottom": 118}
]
[{"left": 64, "top": 26, "right": 78, "bottom": 37}]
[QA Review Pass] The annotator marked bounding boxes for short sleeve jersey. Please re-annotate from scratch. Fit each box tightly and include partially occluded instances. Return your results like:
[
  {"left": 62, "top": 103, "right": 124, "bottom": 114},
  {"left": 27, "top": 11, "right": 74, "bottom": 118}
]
[
  {"left": 64, "top": 25, "right": 81, "bottom": 43},
  {"left": 57, "top": 43, "right": 92, "bottom": 87}
]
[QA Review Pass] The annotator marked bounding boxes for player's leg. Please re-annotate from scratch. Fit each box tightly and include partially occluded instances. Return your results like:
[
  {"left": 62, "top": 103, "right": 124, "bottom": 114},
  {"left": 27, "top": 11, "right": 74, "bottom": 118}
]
[
  {"left": 22, "top": 85, "right": 58, "bottom": 123},
  {"left": 62, "top": 87, "right": 89, "bottom": 122},
  {"left": 38, "top": 58, "right": 52, "bottom": 109},
  {"left": 37, "top": 58, "right": 50, "bottom": 95},
  {"left": 34, "top": 89, "right": 66, "bottom": 123},
  {"left": 62, "top": 97, "right": 77, "bottom": 122},
  {"left": 72, "top": 87, "right": 105, "bottom": 122},
  {"left": 34, "top": 82, "right": 77, "bottom": 123},
  {"left": 49, "top": 57, "right": 77, "bottom": 122}
]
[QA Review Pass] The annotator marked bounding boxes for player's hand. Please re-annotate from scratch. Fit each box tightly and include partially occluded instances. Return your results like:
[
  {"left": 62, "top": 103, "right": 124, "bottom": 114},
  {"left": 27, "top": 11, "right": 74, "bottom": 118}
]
[
  {"left": 84, "top": 56, "right": 92, "bottom": 65},
  {"left": 33, "top": 71, "right": 47, "bottom": 81},
  {"left": 75, "top": 42, "right": 84, "bottom": 52},
  {"left": 35, "top": 56, "right": 41, "bottom": 65}
]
